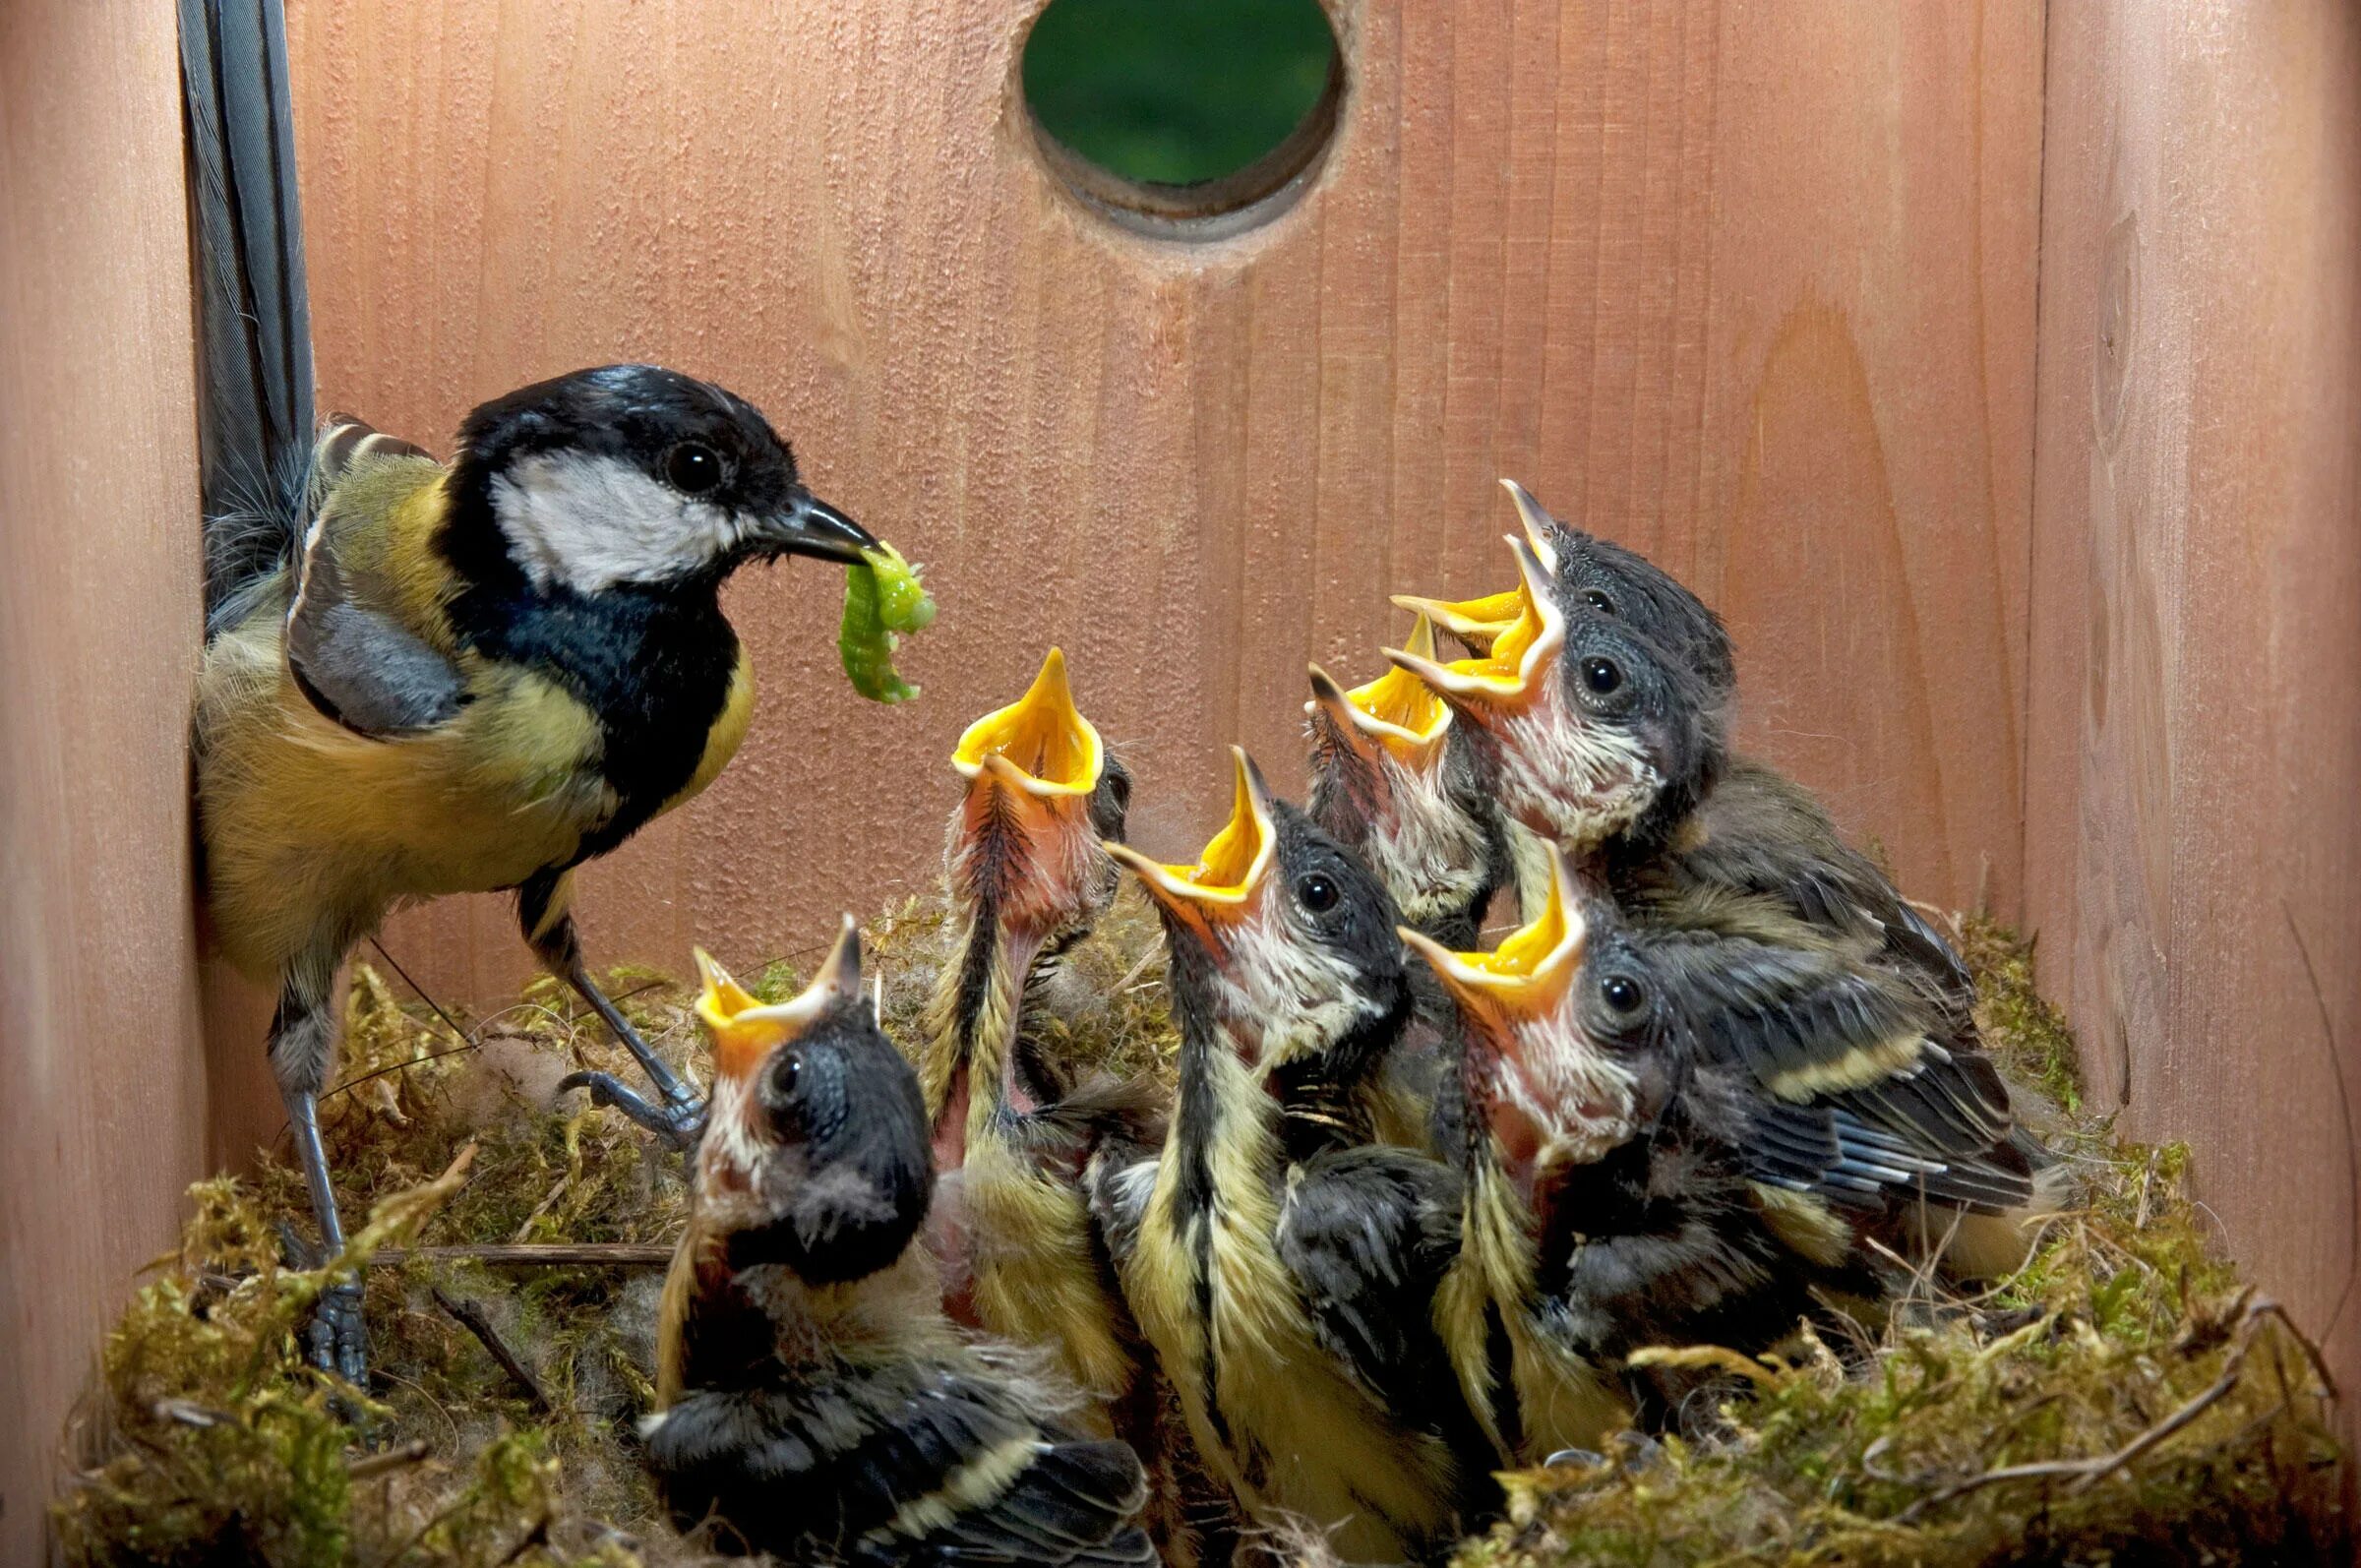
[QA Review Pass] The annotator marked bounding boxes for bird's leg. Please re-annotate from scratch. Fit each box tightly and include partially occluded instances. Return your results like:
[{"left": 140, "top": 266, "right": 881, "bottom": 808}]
[
  {"left": 270, "top": 965, "right": 370, "bottom": 1387},
  {"left": 523, "top": 871, "right": 702, "bottom": 1147}
]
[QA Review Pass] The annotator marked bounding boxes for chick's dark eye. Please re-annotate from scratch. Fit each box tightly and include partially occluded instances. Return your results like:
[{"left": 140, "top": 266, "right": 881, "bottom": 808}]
[
  {"left": 771, "top": 1051, "right": 805, "bottom": 1100},
  {"left": 665, "top": 442, "right": 724, "bottom": 495},
  {"left": 1296, "top": 873, "right": 1340, "bottom": 914},
  {"left": 1581, "top": 656, "right": 1623, "bottom": 695},
  {"left": 1585, "top": 589, "right": 1615, "bottom": 614},
  {"left": 1602, "top": 974, "right": 1645, "bottom": 1015}
]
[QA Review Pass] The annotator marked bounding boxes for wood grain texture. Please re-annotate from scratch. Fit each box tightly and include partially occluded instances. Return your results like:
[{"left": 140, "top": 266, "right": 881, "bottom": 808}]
[
  {"left": 0, "top": 3, "right": 207, "bottom": 1556},
  {"left": 260, "top": 0, "right": 2042, "bottom": 1032},
  {"left": 2025, "top": 0, "right": 2361, "bottom": 1417}
]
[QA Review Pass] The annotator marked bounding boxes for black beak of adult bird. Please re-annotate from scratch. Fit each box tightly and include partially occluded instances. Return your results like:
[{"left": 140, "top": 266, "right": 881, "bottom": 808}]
[{"left": 754, "top": 487, "right": 878, "bottom": 566}]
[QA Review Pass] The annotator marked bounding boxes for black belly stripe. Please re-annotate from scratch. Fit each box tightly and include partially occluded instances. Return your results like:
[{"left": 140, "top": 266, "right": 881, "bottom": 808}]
[{"left": 445, "top": 573, "right": 742, "bottom": 863}]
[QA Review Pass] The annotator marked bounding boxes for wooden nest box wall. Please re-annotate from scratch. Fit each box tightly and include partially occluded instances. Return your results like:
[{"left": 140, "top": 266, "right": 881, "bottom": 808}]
[{"left": 1, "top": 2, "right": 2354, "bottom": 1558}]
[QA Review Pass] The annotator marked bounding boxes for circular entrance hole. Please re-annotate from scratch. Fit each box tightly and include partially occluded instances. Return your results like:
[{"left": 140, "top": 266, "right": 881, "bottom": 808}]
[{"left": 1021, "top": 0, "right": 1343, "bottom": 238}]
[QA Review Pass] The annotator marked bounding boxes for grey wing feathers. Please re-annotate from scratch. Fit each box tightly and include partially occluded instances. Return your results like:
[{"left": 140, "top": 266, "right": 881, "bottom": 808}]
[
  {"left": 893, "top": 1439, "right": 1156, "bottom": 1566},
  {"left": 1278, "top": 1147, "right": 1475, "bottom": 1446},
  {"left": 646, "top": 1362, "right": 1152, "bottom": 1566},
  {"left": 285, "top": 496, "right": 466, "bottom": 737},
  {"left": 181, "top": 0, "right": 315, "bottom": 633},
  {"left": 1651, "top": 934, "right": 2035, "bottom": 1214}
]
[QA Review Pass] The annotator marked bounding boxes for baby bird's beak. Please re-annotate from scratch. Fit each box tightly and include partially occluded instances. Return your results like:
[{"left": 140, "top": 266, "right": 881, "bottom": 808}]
[
  {"left": 1386, "top": 478, "right": 1566, "bottom": 655},
  {"left": 1497, "top": 477, "right": 1565, "bottom": 574},
  {"left": 1305, "top": 615, "right": 1453, "bottom": 770},
  {"left": 1398, "top": 844, "right": 1588, "bottom": 1041},
  {"left": 693, "top": 917, "right": 865, "bottom": 1087},
  {"left": 1387, "top": 588, "right": 1524, "bottom": 659},
  {"left": 945, "top": 646, "right": 1113, "bottom": 935},
  {"left": 1401, "top": 846, "right": 1625, "bottom": 1186},
  {"left": 1104, "top": 746, "right": 1276, "bottom": 940},
  {"left": 1385, "top": 534, "right": 1566, "bottom": 732}
]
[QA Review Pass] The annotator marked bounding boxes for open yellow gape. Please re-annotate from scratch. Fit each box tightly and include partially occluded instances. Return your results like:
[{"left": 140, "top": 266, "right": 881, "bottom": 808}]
[{"left": 950, "top": 646, "right": 1105, "bottom": 795}]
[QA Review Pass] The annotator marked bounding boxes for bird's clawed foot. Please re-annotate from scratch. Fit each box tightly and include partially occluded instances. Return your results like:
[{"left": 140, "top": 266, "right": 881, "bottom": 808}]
[
  {"left": 277, "top": 1222, "right": 373, "bottom": 1398},
  {"left": 558, "top": 1069, "right": 703, "bottom": 1150},
  {"left": 308, "top": 1276, "right": 372, "bottom": 1388}
]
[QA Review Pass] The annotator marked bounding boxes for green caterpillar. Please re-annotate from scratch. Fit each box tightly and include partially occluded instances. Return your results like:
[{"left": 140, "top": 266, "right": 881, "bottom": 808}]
[{"left": 839, "top": 543, "right": 937, "bottom": 703}]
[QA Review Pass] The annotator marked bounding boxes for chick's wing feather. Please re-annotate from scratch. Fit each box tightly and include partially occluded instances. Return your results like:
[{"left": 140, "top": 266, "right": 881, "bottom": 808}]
[{"left": 1278, "top": 1145, "right": 1465, "bottom": 1421}]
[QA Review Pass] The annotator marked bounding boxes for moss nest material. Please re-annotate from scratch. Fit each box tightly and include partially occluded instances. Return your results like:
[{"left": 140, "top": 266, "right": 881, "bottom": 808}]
[{"left": 56, "top": 910, "right": 2343, "bottom": 1565}]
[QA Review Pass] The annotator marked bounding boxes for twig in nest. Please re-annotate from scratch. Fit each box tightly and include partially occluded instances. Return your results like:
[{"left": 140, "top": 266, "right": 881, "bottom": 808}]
[
  {"left": 153, "top": 1399, "right": 234, "bottom": 1429},
  {"left": 429, "top": 1286, "right": 552, "bottom": 1413},
  {"left": 347, "top": 1439, "right": 431, "bottom": 1479},
  {"left": 493, "top": 1512, "right": 553, "bottom": 1566},
  {"left": 1624, "top": 1343, "right": 1780, "bottom": 1387},
  {"left": 1890, "top": 1297, "right": 2293, "bottom": 1525},
  {"left": 373, "top": 1243, "right": 672, "bottom": 1268}
]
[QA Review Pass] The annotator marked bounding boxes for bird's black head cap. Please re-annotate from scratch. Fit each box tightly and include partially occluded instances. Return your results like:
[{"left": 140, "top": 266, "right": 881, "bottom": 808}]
[{"left": 442, "top": 364, "right": 875, "bottom": 599}]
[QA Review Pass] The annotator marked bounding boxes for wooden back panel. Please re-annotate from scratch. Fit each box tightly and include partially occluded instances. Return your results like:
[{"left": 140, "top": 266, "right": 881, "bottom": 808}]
[
  {"left": 265, "top": 0, "right": 2039, "bottom": 1032},
  {"left": 2027, "top": 0, "right": 2361, "bottom": 1414},
  {"left": 0, "top": 7, "right": 207, "bottom": 1556}
]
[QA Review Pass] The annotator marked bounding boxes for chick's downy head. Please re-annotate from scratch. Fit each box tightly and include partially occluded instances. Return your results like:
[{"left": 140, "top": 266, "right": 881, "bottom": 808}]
[
  {"left": 1109, "top": 748, "right": 1408, "bottom": 1083},
  {"left": 691, "top": 923, "right": 931, "bottom": 1287},
  {"left": 1404, "top": 845, "right": 1686, "bottom": 1201}
]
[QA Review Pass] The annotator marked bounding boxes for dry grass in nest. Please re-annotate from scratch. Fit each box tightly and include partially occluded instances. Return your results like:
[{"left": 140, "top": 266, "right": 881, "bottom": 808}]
[{"left": 54, "top": 912, "right": 2345, "bottom": 1565}]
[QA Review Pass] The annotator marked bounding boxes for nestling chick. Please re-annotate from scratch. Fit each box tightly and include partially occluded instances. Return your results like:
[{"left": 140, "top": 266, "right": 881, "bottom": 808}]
[
  {"left": 916, "top": 648, "right": 1144, "bottom": 1414},
  {"left": 646, "top": 929, "right": 1155, "bottom": 1565},
  {"left": 1395, "top": 479, "right": 1736, "bottom": 696},
  {"left": 1305, "top": 615, "right": 1514, "bottom": 952},
  {"left": 1095, "top": 752, "right": 1493, "bottom": 1564},
  {"left": 1390, "top": 512, "right": 1972, "bottom": 1018},
  {"left": 1405, "top": 850, "right": 1877, "bottom": 1459},
  {"left": 1411, "top": 845, "right": 2056, "bottom": 1453}
]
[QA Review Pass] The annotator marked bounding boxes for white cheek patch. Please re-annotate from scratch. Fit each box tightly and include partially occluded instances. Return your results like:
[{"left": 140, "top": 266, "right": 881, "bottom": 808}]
[
  {"left": 1487, "top": 687, "right": 1662, "bottom": 851},
  {"left": 490, "top": 450, "right": 748, "bottom": 594},
  {"left": 1364, "top": 751, "right": 1490, "bottom": 928}
]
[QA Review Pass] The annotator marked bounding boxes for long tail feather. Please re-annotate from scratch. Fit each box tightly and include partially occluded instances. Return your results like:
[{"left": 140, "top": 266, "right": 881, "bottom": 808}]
[{"left": 180, "top": 0, "right": 314, "bottom": 634}]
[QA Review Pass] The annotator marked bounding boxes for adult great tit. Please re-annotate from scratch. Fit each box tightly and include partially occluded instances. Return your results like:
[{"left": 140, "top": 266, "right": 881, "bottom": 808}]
[
  {"left": 1093, "top": 753, "right": 1493, "bottom": 1565},
  {"left": 646, "top": 933, "right": 1155, "bottom": 1565},
  {"left": 183, "top": 0, "right": 887, "bottom": 1384}
]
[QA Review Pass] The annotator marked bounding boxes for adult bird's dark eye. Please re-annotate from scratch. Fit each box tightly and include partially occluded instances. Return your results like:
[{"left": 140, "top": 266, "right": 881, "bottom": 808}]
[
  {"left": 665, "top": 442, "right": 724, "bottom": 494},
  {"left": 1297, "top": 873, "right": 1340, "bottom": 914},
  {"left": 1602, "top": 975, "right": 1644, "bottom": 1014},
  {"left": 1582, "top": 656, "right": 1623, "bottom": 695},
  {"left": 1585, "top": 589, "right": 1615, "bottom": 614}
]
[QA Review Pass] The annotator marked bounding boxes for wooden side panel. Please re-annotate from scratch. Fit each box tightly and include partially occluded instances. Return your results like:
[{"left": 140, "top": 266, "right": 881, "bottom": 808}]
[
  {"left": 262, "top": 0, "right": 2042, "bottom": 1054},
  {"left": 0, "top": 4, "right": 208, "bottom": 1556},
  {"left": 2027, "top": 0, "right": 2361, "bottom": 1407}
]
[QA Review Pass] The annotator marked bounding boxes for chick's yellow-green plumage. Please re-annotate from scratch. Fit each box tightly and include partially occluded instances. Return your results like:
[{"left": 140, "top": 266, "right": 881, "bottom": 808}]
[{"left": 1096, "top": 752, "right": 1494, "bottom": 1564}]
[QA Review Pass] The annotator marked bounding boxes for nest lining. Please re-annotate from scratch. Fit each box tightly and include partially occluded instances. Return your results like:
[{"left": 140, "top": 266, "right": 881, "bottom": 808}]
[{"left": 52, "top": 906, "right": 2345, "bottom": 1566}]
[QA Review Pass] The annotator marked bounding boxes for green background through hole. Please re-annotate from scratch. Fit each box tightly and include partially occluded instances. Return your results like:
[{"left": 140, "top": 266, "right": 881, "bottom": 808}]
[{"left": 1022, "top": 0, "right": 1338, "bottom": 188}]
